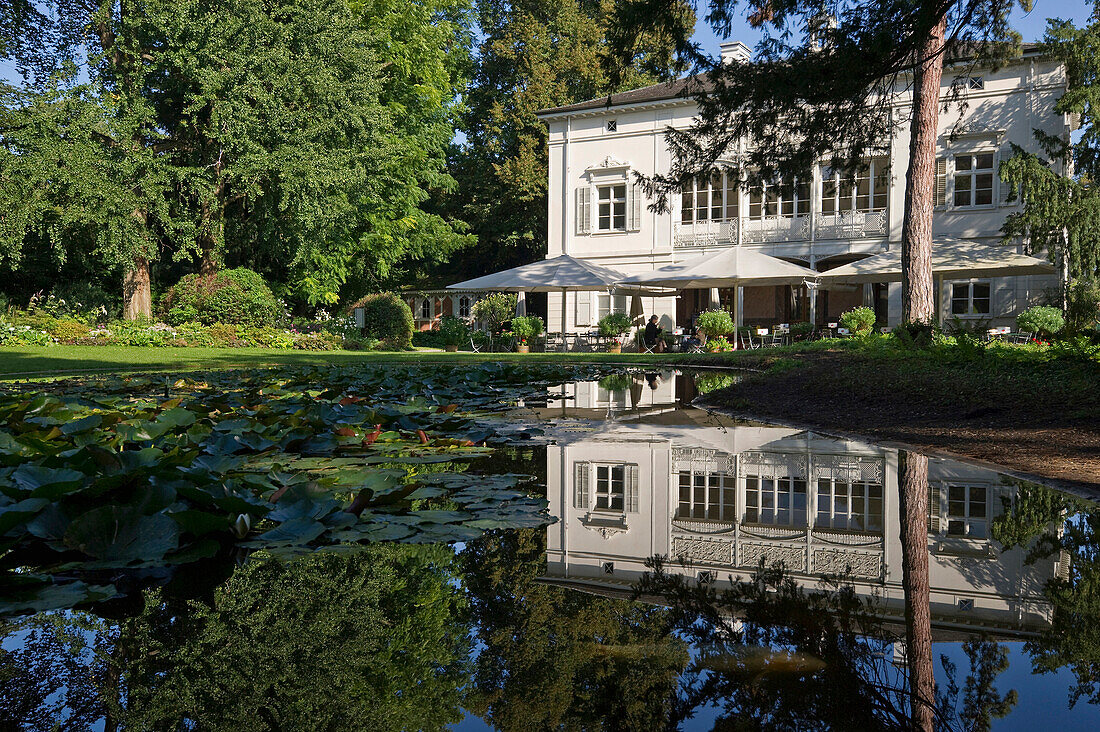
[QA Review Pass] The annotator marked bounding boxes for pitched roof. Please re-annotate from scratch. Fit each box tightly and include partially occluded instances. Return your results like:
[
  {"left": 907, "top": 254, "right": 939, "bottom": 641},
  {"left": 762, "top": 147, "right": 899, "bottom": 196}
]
[{"left": 536, "top": 42, "right": 1043, "bottom": 119}]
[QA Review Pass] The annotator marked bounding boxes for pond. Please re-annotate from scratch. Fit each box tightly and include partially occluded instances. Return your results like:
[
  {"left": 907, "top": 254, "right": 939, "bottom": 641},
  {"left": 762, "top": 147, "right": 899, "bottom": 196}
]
[{"left": 1, "top": 363, "right": 1098, "bottom": 729}]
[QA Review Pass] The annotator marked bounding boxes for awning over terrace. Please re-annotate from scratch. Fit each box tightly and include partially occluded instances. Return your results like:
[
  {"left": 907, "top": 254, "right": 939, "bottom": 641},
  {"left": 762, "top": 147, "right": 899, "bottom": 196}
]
[
  {"left": 618, "top": 247, "right": 820, "bottom": 346},
  {"left": 818, "top": 239, "right": 1056, "bottom": 283}
]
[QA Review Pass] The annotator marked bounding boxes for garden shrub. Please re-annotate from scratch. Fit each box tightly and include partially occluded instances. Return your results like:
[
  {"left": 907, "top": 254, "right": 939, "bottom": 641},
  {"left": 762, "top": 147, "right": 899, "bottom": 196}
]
[
  {"left": 839, "top": 306, "right": 876, "bottom": 336},
  {"left": 597, "top": 312, "right": 633, "bottom": 338},
  {"left": 49, "top": 319, "right": 90, "bottom": 343},
  {"left": 1066, "top": 279, "right": 1100, "bottom": 334},
  {"left": 348, "top": 292, "right": 414, "bottom": 350},
  {"left": 438, "top": 316, "right": 470, "bottom": 347},
  {"left": 206, "top": 323, "right": 241, "bottom": 347},
  {"left": 790, "top": 321, "right": 813, "bottom": 336},
  {"left": 292, "top": 331, "right": 342, "bottom": 350},
  {"left": 0, "top": 320, "right": 52, "bottom": 346},
  {"left": 163, "top": 268, "right": 281, "bottom": 327},
  {"left": 49, "top": 282, "right": 119, "bottom": 322},
  {"left": 1017, "top": 306, "right": 1064, "bottom": 338},
  {"left": 470, "top": 293, "right": 517, "bottom": 334},
  {"left": 510, "top": 315, "right": 544, "bottom": 344},
  {"left": 695, "top": 309, "right": 735, "bottom": 339},
  {"left": 411, "top": 330, "right": 447, "bottom": 348},
  {"left": 705, "top": 335, "right": 734, "bottom": 352}
]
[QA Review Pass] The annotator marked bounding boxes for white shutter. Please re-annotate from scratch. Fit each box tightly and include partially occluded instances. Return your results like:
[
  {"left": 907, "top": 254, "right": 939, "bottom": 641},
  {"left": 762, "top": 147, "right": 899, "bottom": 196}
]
[
  {"left": 573, "top": 462, "right": 590, "bottom": 510},
  {"left": 625, "top": 464, "right": 639, "bottom": 512},
  {"left": 934, "top": 158, "right": 947, "bottom": 208},
  {"left": 927, "top": 484, "right": 941, "bottom": 534},
  {"left": 576, "top": 187, "right": 591, "bottom": 235},
  {"left": 628, "top": 182, "right": 643, "bottom": 231}
]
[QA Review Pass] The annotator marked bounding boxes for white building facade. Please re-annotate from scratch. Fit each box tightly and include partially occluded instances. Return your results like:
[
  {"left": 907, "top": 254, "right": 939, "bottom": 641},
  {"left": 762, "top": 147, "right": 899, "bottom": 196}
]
[{"left": 537, "top": 43, "right": 1070, "bottom": 332}]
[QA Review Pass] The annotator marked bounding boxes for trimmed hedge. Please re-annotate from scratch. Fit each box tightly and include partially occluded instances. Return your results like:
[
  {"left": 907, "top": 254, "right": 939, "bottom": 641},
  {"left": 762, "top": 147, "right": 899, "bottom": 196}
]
[
  {"left": 163, "top": 268, "right": 281, "bottom": 327},
  {"left": 347, "top": 292, "right": 414, "bottom": 350}
]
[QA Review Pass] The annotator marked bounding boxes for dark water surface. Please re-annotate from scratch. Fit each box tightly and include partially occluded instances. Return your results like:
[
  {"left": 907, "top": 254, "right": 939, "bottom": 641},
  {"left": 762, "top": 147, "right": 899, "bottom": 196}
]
[{"left": 1, "top": 364, "right": 1098, "bottom": 730}]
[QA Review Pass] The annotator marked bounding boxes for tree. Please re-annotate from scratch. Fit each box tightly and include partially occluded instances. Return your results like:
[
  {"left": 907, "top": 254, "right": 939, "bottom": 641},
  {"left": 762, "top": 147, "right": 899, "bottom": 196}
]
[
  {"left": 610, "top": 0, "right": 1026, "bottom": 326},
  {"left": 1000, "top": 6, "right": 1100, "bottom": 308},
  {"left": 444, "top": 0, "right": 692, "bottom": 281},
  {"left": 898, "top": 450, "right": 935, "bottom": 731}
]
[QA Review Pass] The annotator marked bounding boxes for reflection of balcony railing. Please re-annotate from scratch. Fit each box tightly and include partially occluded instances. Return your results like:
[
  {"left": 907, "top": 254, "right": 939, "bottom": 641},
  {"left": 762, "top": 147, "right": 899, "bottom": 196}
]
[{"left": 672, "top": 209, "right": 889, "bottom": 248}]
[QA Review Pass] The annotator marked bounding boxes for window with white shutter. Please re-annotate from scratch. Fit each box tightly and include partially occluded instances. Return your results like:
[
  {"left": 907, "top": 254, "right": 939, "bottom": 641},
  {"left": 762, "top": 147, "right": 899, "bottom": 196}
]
[
  {"left": 934, "top": 158, "right": 948, "bottom": 208},
  {"left": 625, "top": 465, "right": 639, "bottom": 513},
  {"left": 573, "top": 461, "right": 590, "bottom": 509},
  {"left": 628, "top": 182, "right": 643, "bottom": 231},
  {"left": 576, "top": 187, "right": 592, "bottom": 235}
]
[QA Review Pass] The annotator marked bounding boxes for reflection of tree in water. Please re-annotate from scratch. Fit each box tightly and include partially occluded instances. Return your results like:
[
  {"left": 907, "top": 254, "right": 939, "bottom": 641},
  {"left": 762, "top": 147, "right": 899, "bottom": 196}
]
[
  {"left": 635, "top": 560, "right": 1017, "bottom": 731},
  {"left": 2, "top": 545, "right": 471, "bottom": 731},
  {"left": 461, "top": 529, "right": 689, "bottom": 729},
  {"left": 992, "top": 480, "right": 1100, "bottom": 706}
]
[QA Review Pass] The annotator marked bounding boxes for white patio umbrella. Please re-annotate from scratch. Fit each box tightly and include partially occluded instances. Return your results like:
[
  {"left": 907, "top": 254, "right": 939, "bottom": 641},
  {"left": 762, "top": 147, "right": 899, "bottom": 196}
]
[
  {"left": 515, "top": 290, "right": 527, "bottom": 317},
  {"left": 618, "top": 247, "right": 820, "bottom": 347},
  {"left": 448, "top": 254, "right": 669, "bottom": 335},
  {"left": 818, "top": 239, "right": 1056, "bottom": 323}
]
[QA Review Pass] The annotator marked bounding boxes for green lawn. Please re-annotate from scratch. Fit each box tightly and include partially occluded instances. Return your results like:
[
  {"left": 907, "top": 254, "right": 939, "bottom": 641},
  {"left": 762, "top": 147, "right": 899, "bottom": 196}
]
[{"left": 0, "top": 345, "right": 684, "bottom": 380}]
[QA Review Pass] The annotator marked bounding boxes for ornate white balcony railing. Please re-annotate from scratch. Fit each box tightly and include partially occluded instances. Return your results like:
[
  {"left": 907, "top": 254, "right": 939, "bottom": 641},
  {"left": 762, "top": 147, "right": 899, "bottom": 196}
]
[{"left": 672, "top": 208, "right": 889, "bottom": 248}]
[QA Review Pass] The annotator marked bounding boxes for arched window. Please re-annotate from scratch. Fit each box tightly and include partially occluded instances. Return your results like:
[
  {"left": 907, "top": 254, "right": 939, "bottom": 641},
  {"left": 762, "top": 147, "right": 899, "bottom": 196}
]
[
  {"left": 420, "top": 298, "right": 432, "bottom": 319},
  {"left": 458, "top": 296, "right": 471, "bottom": 318}
]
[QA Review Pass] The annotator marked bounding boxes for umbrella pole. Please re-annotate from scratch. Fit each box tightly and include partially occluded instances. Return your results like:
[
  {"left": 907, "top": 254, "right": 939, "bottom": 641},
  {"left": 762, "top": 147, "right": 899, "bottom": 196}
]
[
  {"left": 732, "top": 283, "right": 740, "bottom": 350},
  {"left": 561, "top": 288, "right": 568, "bottom": 341}
]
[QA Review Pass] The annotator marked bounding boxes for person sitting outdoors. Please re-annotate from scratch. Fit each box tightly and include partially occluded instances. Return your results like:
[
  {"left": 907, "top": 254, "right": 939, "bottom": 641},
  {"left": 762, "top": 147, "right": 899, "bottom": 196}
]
[{"left": 643, "top": 315, "right": 666, "bottom": 353}]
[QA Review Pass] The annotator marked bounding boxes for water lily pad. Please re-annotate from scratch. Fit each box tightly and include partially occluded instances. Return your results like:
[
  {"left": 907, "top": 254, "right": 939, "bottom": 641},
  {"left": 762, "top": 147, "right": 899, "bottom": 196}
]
[{"left": 63, "top": 507, "right": 180, "bottom": 563}]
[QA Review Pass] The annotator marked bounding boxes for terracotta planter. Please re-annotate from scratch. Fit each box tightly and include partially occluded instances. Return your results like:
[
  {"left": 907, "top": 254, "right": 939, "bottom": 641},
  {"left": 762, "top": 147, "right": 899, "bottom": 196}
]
[
  {"left": 517, "top": 344, "right": 530, "bottom": 354},
  {"left": 608, "top": 343, "right": 622, "bottom": 354},
  {"left": 444, "top": 344, "right": 458, "bottom": 352}
]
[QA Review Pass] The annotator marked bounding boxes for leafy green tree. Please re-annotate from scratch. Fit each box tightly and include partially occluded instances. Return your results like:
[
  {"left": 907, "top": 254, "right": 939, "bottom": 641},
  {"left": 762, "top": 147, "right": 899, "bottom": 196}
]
[
  {"left": 609, "top": 0, "right": 1026, "bottom": 326},
  {"left": 1000, "top": 5, "right": 1100, "bottom": 307},
  {"left": 444, "top": 0, "right": 692, "bottom": 279},
  {"left": 460, "top": 529, "right": 688, "bottom": 729}
]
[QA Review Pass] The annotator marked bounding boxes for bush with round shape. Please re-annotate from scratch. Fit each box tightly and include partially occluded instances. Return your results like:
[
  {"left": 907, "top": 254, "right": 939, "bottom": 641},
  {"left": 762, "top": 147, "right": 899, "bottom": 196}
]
[
  {"left": 839, "top": 306, "right": 876, "bottom": 336},
  {"left": 1017, "top": 306, "right": 1064, "bottom": 339},
  {"left": 510, "top": 315, "right": 544, "bottom": 345},
  {"left": 163, "top": 268, "right": 281, "bottom": 327},
  {"left": 471, "top": 293, "right": 518, "bottom": 334},
  {"left": 438, "top": 316, "right": 470, "bottom": 347},
  {"left": 790, "top": 321, "right": 813, "bottom": 337},
  {"left": 347, "top": 292, "right": 414, "bottom": 350},
  {"left": 695, "top": 309, "right": 735, "bottom": 340},
  {"left": 48, "top": 319, "right": 90, "bottom": 343},
  {"left": 597, "top": 312, "right": 633, "bottom": 339}
]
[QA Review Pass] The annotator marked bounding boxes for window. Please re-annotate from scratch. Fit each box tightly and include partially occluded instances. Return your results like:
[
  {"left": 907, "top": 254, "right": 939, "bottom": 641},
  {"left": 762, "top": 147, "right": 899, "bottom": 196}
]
[
  {"left": 606, "top": 119, "right": 617, "bottom": 132},
  {"left": 419, "top": 298, "right": 432, "bottom": 319},
  {"left": 677, "top": 470, "right": 736, "bottom": 521},
  {"left": 597, "top": 184, "right": 627, "bottom": 231},
  {"left": 816, "top": 478, "right": 883, "bottom": 531},
  {"left": 953, "top": 153, "right": 995, "bottom": 207},
  {"left": 597, "top": 293, "right": 629, "bottom": 321},
  {"left": 748, "top": 179, "right": 810, "bottom": 219},
  {"left": 457, "top": 296, "right": 471, "bottom": 319},
  {"left": 968, "top": 76, "right": 984, "bottom": 90},
  {"left": 681, "top": 171, "right": 739, "bottom": 223},
  {"left": 946, "top": 484, "right": 988, "bottom": 538},
  {"left": 821, "top": 157, "right": 889, "bottom": 215},
  {"left": 573, "top": 462, "right": 638, "bottom": 512},
  {"left": 950, "top": 281, "right": 991, "bottom": 316},
  {"left": 743, "top": 474, "right": 808, "bottom": 526}
]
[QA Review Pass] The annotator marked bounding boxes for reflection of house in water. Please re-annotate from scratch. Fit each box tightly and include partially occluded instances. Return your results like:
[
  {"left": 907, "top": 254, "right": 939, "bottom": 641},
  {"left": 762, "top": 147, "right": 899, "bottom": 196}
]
[{"left": 543, "top": 391, "right": 1062, "bottom": 637}]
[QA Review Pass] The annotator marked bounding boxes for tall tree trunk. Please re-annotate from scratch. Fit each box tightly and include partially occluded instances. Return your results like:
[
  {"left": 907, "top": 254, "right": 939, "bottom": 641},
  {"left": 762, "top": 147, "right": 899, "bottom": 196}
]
[
  {"left": 898, "top": 450, "right": 934, "bottom": 731},
  {"left": 1060, "top": 225, "right": 1071, "bottom": 313},
  {"left": 123, "top": 257, "right": 152, "bottom": 319},
  {"left": 901, "top": 17, "right": 947, "bottom": 325}
]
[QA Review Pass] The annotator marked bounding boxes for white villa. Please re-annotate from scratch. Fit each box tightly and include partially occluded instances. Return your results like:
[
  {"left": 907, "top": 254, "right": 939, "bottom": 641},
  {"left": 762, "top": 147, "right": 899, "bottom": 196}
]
[
  {"left": 534, "top": 41, "right": 1069, "bottom": 332},
  {"left": 540, "top": 371, "right": 1062, "bottom": 637}
]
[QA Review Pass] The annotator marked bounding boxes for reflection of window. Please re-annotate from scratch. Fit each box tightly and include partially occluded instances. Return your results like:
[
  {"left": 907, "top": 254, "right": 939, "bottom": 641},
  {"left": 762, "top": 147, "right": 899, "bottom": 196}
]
[
  {"left": 953, "top": 153, "right": 995, "bottom": 207},
  {"left": 821, "top": 157, "right": 889, "bottom": 214},
  {"left": 677, "top": 471, "right": 736, "bottom": 521},
  {"left": 947, "top": 484, "right": 988, "bottom": 538},
  {"left": 744, "top": 475, "right": 808, "bottom": 526},
  {"left": 681, "top": 171, "right": 739, "bottom": 223},
  {"left": 573, "top": 462, "right": 638, "bottom": 512},
  {"left": 816, "top": 478, "right": 883, "bottom": 531},
  {"left": 596, "top": 294, "right": 629, "bottom": 321},
  {"left": 950, "top": 281, "right": 991, "bottom": 316},
  {"left": 419, "top": 298, "right": 432, "bottom": 319},
  {"left": 457, "top": 296, "right": 471, "bottom": 319},
  {"left": 597, "top": 184, "right": 627, "bottom": 231}
]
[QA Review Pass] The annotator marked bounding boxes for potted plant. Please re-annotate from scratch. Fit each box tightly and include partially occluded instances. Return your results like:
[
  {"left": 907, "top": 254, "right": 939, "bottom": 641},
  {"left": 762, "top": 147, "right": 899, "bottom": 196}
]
[
  {"left": 438, "top": 315, "right": 469, "bottom": 352},
  {"left": 695, "top": 309, "right": 735, "bottom": 346},
  {"left": 510, "top": 315, "right": 544, "bottom": 353},
  {"left": 597, "top": 312, "right": 633, "bottom": 353}
]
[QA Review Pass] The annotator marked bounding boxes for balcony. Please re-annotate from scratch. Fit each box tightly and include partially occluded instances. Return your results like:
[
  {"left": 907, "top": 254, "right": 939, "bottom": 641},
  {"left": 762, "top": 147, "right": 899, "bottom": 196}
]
[{"left": 673, "top": 209, "right": 888, "bottom": 249}]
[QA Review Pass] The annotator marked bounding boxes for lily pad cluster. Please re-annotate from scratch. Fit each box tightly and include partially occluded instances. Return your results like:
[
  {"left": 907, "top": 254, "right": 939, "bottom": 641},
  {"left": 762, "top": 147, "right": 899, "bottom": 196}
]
[{"left": 0, "top": 363, "right": 612, "bottom": 616}]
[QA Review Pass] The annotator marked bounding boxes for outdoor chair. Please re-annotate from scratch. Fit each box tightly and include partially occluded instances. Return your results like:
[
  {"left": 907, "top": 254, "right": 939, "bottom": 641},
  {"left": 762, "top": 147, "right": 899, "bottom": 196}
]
[
  {"left": 468, "top": 336, "right": 483, "bottom": 353},
  {"left": 545, "top": 333, "right": 565, "bottom": 352},
  {"left": 739, "top": 331, "right": 761, "bottom": 350},
  {"left": 1007, "top": 330, "right": 1033, "bottom": 344}
]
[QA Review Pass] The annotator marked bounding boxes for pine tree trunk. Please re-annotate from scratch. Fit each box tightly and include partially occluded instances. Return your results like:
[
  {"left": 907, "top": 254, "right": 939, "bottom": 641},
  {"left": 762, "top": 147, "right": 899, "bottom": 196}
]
[
  {"left": 1061, "top": 226, "right": 1071, "bottom": 313},
  {"left": 898, "top": 450, "right": 934, "bottom": 731},
  {"left": 901, "top": 17, "right": 947, "bottom": 325},
  {"left": 122, "top": 257, "right": 152, "bottom": 320}
]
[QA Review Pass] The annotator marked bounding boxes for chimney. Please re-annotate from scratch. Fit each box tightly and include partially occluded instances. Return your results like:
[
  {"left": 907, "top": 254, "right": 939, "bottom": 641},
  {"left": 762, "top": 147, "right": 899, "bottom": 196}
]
[{"left": 719, "top": 41, "right": 751, "bottom": 65}]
